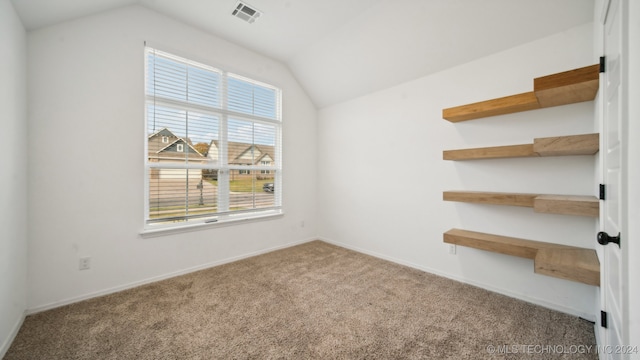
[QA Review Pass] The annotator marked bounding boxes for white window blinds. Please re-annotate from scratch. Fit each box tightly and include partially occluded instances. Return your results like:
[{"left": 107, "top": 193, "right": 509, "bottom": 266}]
[{"left": 145, "top": 47, "right": 282, "bottom": 227}]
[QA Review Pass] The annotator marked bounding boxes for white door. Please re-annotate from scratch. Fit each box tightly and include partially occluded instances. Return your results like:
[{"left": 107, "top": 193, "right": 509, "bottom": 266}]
[{"left": 600, "top": 0, "right": 625, "bottom": 356}]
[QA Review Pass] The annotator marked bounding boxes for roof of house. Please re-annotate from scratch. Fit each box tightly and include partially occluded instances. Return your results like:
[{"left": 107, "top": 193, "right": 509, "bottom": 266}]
[
  {"left": 209, "top": 140, "right": 275, "bottom": 165},
  {"left": 148, "top": 128, "right": 206, "bottom": 161}
]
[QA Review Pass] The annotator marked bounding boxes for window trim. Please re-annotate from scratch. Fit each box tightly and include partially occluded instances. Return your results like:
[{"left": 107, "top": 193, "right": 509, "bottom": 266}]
[
  {"left": 139, "top": 210, "right": 284, "bottom": 237},
  {"left": 143, "top": 47, "right": 283, "bottom": 232}
]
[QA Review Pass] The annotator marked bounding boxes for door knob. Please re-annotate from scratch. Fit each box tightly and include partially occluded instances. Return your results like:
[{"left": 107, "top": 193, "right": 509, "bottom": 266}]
[{"left": 597, "top": 232, "right": 621, "bottom": 247}]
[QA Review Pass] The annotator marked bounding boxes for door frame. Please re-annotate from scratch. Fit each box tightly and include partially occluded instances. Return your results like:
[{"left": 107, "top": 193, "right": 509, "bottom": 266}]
[
  {"left": 596, "top": 0, "right": 639, "bottom": 355},
  {"left": 622, "top": 0, "right": 640, "bottom": 350}
]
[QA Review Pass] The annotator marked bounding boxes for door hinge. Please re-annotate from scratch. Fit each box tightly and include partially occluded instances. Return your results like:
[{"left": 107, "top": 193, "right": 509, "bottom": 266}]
[
  {"left": 601, "top": 311, "right": 608, "bottom": 328},
  {"left": 600, "top": 56, "right": 606, "bottom": 73},
  {"left": 599, "top": 184, "right": 606, "bottom": 200}
]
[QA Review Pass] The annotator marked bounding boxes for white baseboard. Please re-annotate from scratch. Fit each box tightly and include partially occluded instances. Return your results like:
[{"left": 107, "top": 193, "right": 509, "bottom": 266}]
[
  {"left": 27, "top": 237, "right": 317, "bottom": 315},
  {"left": 318, "top": 236, "right": 595, "bottom": 322},
  {"left": 0, "top": 311, "right": 26, "bottom": 359}
]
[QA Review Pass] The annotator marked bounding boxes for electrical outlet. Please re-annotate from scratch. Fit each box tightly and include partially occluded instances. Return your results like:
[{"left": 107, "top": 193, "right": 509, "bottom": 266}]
[
  {"left": 448, "top": 244, "right": 457, "bottom": 255},
  {"left": 79, "top": 257, "right": 91, "bottom": 270}
]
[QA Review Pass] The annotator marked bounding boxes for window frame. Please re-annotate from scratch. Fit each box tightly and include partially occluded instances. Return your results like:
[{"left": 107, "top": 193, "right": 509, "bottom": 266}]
[{"left": 142, "top": 47, "right": 283, "bottom": 234}]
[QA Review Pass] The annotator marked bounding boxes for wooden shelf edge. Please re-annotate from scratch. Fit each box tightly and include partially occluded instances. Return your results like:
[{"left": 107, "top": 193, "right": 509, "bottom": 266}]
[
  {"left": 534, "top": 64, "right": 600, "bottom": 108},
  {"left": 444, "top": 229, "right": 600, "bottom": 286},
  {"left": 442, "top": 64, "right": 599, "bottom": 122},
  {"left": 443, "top": 92, "right": 539, "bottom": 122},
  {"left": 533, "top": 133, "right": 599, "bottom": 156},
  {"left": 444, "top": 229, "right": 564, "bottom": 259},
  {"left": 443, "top": 191, "right": 537, "bottom": 208},
  {"left": 443, "top": 144, "right": 536, "bottom": 160},
  {"left": 535, "top": 248, "right": 600, "bottom": 286},
  {"left": 444, "top": 191, "right": 600, "bottom": 217},
  {"left": 533, "top": 195, "right": 600, "bottom": 217},
  {"left": 443, "top": 133, "right": 599, "bottom": 161}
]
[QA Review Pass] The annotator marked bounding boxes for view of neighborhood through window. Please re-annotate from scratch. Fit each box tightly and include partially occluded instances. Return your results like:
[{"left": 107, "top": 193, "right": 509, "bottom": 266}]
[{"left": 145, "top": 48, "right": 282, "bottom": 226}]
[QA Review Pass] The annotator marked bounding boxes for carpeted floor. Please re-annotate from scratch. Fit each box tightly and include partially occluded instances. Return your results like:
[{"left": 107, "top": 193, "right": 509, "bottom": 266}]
[{"left": 5, "top": 240, "right": 597, "bottom": 359}]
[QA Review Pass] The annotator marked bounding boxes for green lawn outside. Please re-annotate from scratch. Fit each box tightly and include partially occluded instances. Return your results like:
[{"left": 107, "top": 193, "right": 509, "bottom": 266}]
[
  {"left": 207, "top": 178, "right": 273, "bottom": 192},
  {"left": 149, "top": 205, "right": 217, "bottom": 219}
]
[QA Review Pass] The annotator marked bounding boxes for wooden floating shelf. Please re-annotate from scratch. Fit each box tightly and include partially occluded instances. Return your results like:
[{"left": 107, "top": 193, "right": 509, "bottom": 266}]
[
  {"left": 443, "top": 64, "right": 600, "bottom": 122},
  {"left": 443, "top": 191, "right": 599, "bottom": 217},
  {"left": 444, "top": 144, "right": 536, "bottom": 161},
  {"left": 442, "top": 134, "right": 600, "bottom": 160},
  {"left": 443, "top": 133, "right": 599, "bottom": 160},
  {"left": 443, "top": 92, "right": 540, "bottom": 122},
  {"left": 444, "top": 191, "right": 537, "bottom": 208},
  {"left": 444, "top": 229, "right": 600, "bottom": 286}
]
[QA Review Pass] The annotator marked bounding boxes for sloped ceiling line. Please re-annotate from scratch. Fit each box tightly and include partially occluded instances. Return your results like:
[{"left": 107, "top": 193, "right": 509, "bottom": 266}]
[{"left": 11, "top": 0, "right": 594, "bottom": 108}]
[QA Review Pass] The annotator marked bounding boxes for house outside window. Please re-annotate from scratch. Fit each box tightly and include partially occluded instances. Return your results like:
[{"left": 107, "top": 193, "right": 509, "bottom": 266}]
[{"left": 145, "top": 47, "right": 282, "bottom": 229}]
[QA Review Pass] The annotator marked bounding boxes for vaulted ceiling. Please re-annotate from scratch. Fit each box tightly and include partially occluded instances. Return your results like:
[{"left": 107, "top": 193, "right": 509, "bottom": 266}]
[{"left": 11, "top": 0, "right": 594, "bottom": 108}]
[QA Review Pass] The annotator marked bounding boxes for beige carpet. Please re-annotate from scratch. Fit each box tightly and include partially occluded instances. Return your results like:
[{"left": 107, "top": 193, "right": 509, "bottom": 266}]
[{"left": 5, "top": 241, "right": 596, "bottom": 359}]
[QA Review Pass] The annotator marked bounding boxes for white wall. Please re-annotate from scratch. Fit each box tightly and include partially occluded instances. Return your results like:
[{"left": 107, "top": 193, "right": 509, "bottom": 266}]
[
  {"left": 26, "top": 5, "right": 317, "bottom": 311},
  {"left": 0, "top": 0, "right": 28, "bottom": 356},
  {"left": 318, "top": 23, "right": 599, "bottom": 319}
]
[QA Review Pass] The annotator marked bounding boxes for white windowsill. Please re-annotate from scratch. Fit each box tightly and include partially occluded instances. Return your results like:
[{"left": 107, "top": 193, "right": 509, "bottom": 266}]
[{"left": 139, "top": 210, "right": 284, "bottom": 238}]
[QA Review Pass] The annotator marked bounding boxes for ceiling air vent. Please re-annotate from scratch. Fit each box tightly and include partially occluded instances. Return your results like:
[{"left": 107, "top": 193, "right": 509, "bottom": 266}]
[{"left": 232, "top": 1, "right": 262, "bottom": 24}]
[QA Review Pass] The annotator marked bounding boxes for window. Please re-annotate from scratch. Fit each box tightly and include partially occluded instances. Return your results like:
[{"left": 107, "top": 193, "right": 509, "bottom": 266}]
[
  {"left": 145, "top": 47, "right": 282, "bottom": 228},
  {"left": 261, "top": 161, "right": 271, "bottom": 174}
]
